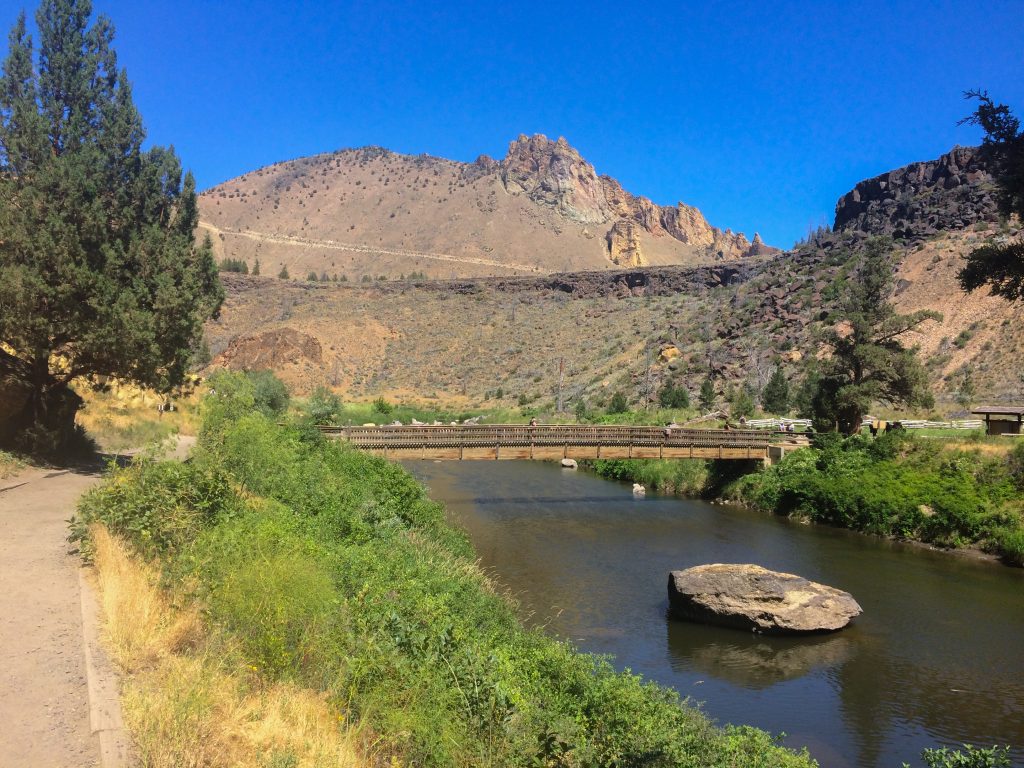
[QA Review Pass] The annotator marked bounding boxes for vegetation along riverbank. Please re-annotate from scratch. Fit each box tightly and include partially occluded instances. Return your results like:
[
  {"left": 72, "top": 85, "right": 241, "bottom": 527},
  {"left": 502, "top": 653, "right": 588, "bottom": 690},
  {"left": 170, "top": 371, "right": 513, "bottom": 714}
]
[
  {"left": 593, "top": 431, "right": 1024, "bottom": 566},
  {"left": 72, "top": 371, "right": 816, "bottom": 768}
]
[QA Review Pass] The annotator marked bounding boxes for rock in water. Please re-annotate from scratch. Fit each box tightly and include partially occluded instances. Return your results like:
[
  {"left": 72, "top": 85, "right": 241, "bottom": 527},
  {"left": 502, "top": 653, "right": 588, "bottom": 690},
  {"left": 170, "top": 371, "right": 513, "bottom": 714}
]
[
  {"left": 560, "top": 458, "right": 578, "bottom": 469},
  {"left": 667, "top": 564, "right": 861, "bottom": 635}
]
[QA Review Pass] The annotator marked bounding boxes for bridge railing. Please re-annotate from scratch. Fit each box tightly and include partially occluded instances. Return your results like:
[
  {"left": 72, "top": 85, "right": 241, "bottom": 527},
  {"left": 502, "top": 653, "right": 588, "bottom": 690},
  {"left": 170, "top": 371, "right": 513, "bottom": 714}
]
[{"left": 318, "top": 424, "right": 782, "bottom": 450}]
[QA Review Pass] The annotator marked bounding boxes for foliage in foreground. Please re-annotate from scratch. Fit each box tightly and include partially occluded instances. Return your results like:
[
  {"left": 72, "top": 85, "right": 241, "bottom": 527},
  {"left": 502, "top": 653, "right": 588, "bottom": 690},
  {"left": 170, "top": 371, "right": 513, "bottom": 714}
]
[
  {"left": 73, "top": 371, "right": 816, "bottom": 768},
  {"left": 906, "top": 743, "right": 1013, "bottom": 768},
  {"left": 727, "top": 432, "right": 1024, "bottom": 565}
]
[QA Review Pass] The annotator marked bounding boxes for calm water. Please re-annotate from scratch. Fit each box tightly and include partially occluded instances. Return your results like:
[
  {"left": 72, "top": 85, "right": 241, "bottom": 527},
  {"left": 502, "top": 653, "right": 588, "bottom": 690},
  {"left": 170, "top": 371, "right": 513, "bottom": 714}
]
[{"left": 406, "top": 460, "right": 1024, "bottom": 768}]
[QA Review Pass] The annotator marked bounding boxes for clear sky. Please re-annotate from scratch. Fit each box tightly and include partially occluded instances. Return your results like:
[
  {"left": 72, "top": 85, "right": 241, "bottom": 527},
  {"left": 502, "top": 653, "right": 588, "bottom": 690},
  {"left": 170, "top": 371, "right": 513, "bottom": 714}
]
[{"left": 2, "top": 0, "right": 1022, "bottom": 247}]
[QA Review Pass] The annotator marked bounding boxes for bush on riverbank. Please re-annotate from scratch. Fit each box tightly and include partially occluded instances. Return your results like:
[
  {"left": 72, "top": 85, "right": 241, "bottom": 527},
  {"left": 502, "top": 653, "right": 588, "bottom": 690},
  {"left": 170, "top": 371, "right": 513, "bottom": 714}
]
[
  {"left": 73, "top": 371, "right": 816, "bottom": 767},
  {"left": 728, "top": 432, "right": 1024, "bottom": 565},
  {"left": 592, "top": 457, "right": 710, "bottom": 496}
]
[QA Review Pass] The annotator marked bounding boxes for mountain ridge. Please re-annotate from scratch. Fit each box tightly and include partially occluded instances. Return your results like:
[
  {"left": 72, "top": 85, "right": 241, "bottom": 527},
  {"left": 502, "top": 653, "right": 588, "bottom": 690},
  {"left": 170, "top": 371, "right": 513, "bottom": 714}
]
[{"left": 198, "top": 134, "right": 775, "bottom": 280}]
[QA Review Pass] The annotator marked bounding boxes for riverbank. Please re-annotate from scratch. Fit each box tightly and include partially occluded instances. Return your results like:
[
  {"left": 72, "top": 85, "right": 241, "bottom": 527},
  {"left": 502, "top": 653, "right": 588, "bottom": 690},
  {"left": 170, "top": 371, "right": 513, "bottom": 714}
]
[
  {"left": 591, "top": 432, "right": 1024, "bottom": 566},
  {"left": 72, "top": 371, "right": 816, "bottom": 767}
]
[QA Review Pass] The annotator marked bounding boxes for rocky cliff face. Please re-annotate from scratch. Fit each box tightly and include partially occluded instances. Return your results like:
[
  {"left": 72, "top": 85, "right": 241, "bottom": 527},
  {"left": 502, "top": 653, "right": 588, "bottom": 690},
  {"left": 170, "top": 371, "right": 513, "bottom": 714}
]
[
  {"left": 499, "top": 134, "right": 772, "bottom": 263},
  {"left": 834, "top": 146, "right": 998, "bottom": 241}
]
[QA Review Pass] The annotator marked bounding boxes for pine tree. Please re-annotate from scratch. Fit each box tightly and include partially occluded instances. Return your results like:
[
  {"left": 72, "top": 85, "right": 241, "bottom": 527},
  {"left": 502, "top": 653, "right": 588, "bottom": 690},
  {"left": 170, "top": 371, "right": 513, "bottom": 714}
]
[
  {"left": 730, "top": 384, "right": 756, "bottom": 419},
  {"left": 252, "top": 258, "right": 260, "bottom": 276},
  {"left": 811, "top": 238, "right": 939, "bottom": 434},
  {"left": 698, "top": 377, "right": 716, "bottom": 412},
  {"left": 958, "top": 92, "right": 1024, "bottom": 301},
  {"left": 0, "top": 1, "right": 222, "bottom": 451},
  {"left": 761, "top": 365, "right": 790, "bottom": 415},
  {"left": 658, "top": 380, "right": 690, "bottom": 409},
  {"left": 608, "top": 391, "right": 628, "bottom": 414},
  {"left": 278, "top": 265, "right": 290, "bottom": 279}
]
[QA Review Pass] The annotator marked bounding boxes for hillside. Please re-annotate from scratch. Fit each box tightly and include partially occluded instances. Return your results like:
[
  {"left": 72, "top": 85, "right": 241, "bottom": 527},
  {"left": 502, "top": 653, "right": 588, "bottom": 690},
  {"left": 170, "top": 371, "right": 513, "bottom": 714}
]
[
  {"left": 202, "top": 145, "right": 1024, "bottom": 410},
  {"left": 198, "top": 135, "right": 774, "bottom": 280}
]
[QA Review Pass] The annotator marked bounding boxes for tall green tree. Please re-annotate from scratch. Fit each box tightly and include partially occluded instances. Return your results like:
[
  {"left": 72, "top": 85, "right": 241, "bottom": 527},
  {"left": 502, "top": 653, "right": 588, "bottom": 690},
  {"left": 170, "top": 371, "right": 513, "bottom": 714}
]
[
  {"left": 657, "top": 379, "right": 690, "bottom": 409},
  {"left": 698, "top": 376, "right": 716, "bottom": 412},
  {"left": 0, "top": 1, "right": 222, "bottom": 451},
  {"left": 958, "top": 91, "right": 1024, "bottom": 301},
  {"left": 761, "top": 365, "right": 790, "bottom": 414},
  {"left": 812, "top": 238, "right": 939, "bottom": 434}
]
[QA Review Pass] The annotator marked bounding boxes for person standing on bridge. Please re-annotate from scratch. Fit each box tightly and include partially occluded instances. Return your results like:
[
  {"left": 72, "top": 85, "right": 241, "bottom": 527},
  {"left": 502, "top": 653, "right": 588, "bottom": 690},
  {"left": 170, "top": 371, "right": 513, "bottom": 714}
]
[{"left": 529, "top": 417, "right": 538, "bottom": 427}]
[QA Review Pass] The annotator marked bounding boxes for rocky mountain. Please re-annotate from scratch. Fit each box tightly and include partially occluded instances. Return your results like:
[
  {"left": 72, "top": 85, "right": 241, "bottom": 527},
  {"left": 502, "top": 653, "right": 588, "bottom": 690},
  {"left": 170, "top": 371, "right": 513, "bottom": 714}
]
[
  {"left": 834, "top": 146, "right": 998, "bottom": 241},
  {"left": 198, "top": 135, "right": 774, "bottom": 280},
  {"left": 203, "top": 144, "right": 1023, "bottom": 409}
]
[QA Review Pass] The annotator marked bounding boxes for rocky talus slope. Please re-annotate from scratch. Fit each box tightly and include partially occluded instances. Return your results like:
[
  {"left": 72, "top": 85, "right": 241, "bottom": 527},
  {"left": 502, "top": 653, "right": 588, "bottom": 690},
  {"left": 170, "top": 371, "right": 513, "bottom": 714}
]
[{"left": 198, "top": 135, "right": 774, "bottom": 280}]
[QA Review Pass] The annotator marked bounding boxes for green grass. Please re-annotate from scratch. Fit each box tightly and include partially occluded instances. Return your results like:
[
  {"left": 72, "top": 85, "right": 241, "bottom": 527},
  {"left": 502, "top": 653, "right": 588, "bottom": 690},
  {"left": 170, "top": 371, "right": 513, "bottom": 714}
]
[
  {"left": 590, "top": 458, "right": 710, "bottom": 496},
  {"left": 73, "top": 370, "right": 817, "bottom": 768}
]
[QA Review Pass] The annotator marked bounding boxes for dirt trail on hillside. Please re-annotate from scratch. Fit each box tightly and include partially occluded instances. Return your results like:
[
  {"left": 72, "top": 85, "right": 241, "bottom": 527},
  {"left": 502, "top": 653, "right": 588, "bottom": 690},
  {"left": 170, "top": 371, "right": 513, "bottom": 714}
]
[
  {"left": 197, "top": 220, "right": 547, "bottom": 274},
  {"left": 0, "top": 435, "right": 194, "bottom": 767}
]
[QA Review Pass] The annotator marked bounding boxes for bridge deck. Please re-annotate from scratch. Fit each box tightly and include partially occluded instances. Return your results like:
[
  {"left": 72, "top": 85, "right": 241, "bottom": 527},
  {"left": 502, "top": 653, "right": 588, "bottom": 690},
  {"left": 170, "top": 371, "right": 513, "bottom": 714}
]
[{"left": 319, "top": 424, "right": 808, "bottom": 461}]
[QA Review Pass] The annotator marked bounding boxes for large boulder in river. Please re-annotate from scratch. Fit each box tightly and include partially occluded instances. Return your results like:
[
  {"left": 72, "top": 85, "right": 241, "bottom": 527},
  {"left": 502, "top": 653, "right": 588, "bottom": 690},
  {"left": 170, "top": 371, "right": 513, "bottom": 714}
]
[{"left": 667, "top": 564, "right": 861, "bottom": 635}]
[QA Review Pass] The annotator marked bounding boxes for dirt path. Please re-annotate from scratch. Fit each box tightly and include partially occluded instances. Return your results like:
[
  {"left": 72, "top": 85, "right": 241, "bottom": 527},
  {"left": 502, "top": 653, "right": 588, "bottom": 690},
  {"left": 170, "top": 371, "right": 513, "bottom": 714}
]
[
  {"left": 197, "top": 220, "right": 547, "bottom": 274},
  {"left": 0, "top": 435, "right": 194, "bottom": 767},
  {"left": 0, "top": 466, "right": 103, "bottom": 767}
]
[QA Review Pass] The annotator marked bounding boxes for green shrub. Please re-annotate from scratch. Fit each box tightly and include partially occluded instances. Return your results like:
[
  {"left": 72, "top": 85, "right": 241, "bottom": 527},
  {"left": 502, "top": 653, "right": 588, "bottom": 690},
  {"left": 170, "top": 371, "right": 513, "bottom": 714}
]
[
  {"left": 592, "top": 458, "right": 709, "bottom": 495},
  {"left": 1008, "top": 440, "right": 1024, "bottom": 491},
  {"left": 733, "top": 433, "right": 1024, "bottom": 557},
  {"left": 607, "top": 391, "right": 628, "bottom": 414},
  {"left": 305, "top": 386, "right": 343, "bottom": 424},
  {"left": 247, "top": 370, "right": 290, "bottom": 415},
  {"left": 906, "top": 744, "right": 1012, "bottom": 768}
]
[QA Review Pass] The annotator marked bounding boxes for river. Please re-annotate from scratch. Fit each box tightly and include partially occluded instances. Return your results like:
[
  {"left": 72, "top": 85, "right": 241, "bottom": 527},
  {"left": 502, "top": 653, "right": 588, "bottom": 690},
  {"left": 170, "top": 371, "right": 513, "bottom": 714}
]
[{"left": 405, "top": 460, "right": 1024, "bottom": 768}]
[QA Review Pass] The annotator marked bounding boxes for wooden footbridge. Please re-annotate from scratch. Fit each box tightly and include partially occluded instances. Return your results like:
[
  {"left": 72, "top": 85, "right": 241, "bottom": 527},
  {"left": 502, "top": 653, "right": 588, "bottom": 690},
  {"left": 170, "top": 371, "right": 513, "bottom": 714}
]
[{"left": 318, "top": 424, "right": 808, "bottom": 462}]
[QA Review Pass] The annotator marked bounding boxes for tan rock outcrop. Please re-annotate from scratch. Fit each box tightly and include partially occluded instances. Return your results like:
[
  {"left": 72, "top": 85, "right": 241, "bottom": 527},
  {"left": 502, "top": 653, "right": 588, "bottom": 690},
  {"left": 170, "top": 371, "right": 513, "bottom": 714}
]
[
  {"left": 500, "top": 134, "right": 611, "bottom": 224},
  {"left": 499, "top": 134, "right": 775, "bottom": 266},
  {"left": 606, "top": 221, "right": 645, "bottom": 267}
]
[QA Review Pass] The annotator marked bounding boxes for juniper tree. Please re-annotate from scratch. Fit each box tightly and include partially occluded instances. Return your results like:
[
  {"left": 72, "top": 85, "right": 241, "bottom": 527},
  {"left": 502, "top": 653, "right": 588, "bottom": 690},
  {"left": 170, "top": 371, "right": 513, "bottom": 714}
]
[
  {"left": 698, "top": 376, "right": 716, "bottom": 412},
  {"left": 812, "top": 238, "right": 939, "bottom": 434},
  {"left": 958, "top": 91, "right": 1024, "bottom": 301},
  {"left": 0, "top": 0, "right": 222, "bottom": 451},
  {"left": 761, "top": 365, "right": 790, "bottom": 415}
]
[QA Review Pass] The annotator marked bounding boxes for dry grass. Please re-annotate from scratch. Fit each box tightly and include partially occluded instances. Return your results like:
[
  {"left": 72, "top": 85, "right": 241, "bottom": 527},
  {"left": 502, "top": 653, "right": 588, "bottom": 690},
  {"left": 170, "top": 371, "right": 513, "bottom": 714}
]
[
  {"left": 937, "top": 439, "right": 1016, "bottom": 456},
  {"left": 90, "top": 525, "right": 372, "bottom": 768},
  {"left": 75, "top": 380, "right": 202, "bottom": 452}
]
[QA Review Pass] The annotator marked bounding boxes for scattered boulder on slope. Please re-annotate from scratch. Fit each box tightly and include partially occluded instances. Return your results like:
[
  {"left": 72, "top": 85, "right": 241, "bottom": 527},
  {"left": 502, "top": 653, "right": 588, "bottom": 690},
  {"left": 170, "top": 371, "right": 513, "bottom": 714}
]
[{"left": 667, "top": 564, "right": 861, "bottom": 635}]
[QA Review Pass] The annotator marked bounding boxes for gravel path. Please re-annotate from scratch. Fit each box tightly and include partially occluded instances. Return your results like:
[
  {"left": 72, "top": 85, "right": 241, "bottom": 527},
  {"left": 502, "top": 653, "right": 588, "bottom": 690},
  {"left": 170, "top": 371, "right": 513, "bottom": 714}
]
[
  {"left": 0, "top": 466, "right": 102, "bottom": 767},
  {"left": 0, "top": 435, "right": 194, "bottom": 767}
]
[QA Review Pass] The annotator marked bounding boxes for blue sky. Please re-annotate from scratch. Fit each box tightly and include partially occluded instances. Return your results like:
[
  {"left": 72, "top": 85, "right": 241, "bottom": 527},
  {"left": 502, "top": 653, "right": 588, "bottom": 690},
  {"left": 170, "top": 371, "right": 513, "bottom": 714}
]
[{"left": 3, "top": 0, "right": 1022, "bottom": 247}]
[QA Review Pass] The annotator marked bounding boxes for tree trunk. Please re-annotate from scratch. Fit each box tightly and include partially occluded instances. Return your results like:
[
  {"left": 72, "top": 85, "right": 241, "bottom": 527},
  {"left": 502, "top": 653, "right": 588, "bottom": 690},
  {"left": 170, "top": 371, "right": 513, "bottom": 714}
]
[{"left": 0, "top": 350, "right": 84, "bottom": 455}]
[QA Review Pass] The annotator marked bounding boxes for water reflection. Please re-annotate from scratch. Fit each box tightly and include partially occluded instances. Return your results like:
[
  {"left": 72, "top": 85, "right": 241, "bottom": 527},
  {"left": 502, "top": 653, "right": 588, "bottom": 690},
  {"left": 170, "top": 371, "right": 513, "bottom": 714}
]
[{"left": 666, "top": 619, "right": 854, "bottom": 688}]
